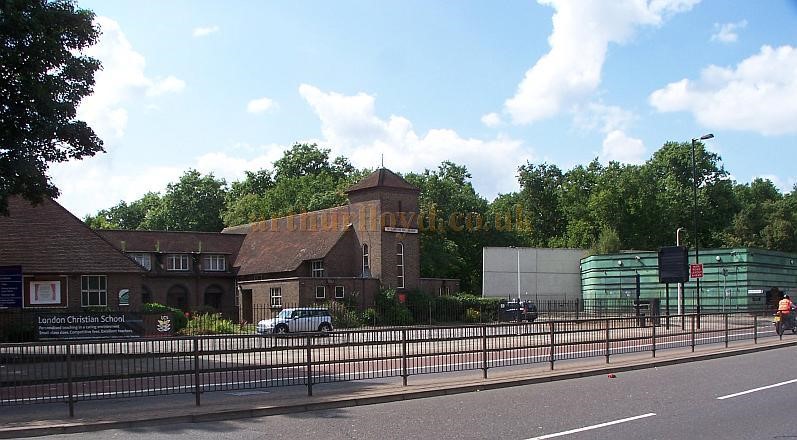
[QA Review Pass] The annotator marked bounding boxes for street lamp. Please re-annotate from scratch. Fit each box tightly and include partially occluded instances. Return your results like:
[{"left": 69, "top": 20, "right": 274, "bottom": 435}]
[
  {"left": 509, "top": 246, "right": 520, "bottom": 301},
  {"left": 692, "top": 133, "right": 714, "bottom": 326}
]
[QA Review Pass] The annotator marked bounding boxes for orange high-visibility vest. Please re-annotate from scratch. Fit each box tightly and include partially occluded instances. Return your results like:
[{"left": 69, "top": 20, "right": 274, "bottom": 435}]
[{"left": 778, "top": 298, "right": 792, "bottom": 313}]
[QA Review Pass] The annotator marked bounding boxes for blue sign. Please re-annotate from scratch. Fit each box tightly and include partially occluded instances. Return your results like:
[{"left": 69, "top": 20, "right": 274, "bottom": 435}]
[{"left": 0, "top": 266, "right": 23, "bottom": 308}]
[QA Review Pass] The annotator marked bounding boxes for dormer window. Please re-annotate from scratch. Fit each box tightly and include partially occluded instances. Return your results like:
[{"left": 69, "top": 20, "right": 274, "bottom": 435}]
[
  {"left": 130, "top": 253, "right": 151, "bottom": 270},
  {"left": 203, "top": 255, "right": 226, "bottom": 272},
  {"left": 167, "top": 254, "right": 191, "bottom": 271},
  {"left": 311, "top": 260, "right": 325, "bottom": 278}
]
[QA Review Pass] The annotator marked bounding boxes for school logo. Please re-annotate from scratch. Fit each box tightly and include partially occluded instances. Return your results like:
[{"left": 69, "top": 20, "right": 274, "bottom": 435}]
[{"left": 157, "top": 315, "right": 172, "bottom": 333}]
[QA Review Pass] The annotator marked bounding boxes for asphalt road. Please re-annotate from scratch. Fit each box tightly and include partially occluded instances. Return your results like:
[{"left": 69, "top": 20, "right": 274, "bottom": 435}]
[{"left": 35, "top": 345, "right": 797, "bottom": 440}]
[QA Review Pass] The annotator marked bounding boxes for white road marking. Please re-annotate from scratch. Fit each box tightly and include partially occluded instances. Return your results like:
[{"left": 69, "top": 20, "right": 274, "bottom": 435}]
[
  {"left": 717, "top": 379, "right": 797, "bottom": 400},
  {"left": 525, "top": 413, "right": 657, "bottom": 439}
]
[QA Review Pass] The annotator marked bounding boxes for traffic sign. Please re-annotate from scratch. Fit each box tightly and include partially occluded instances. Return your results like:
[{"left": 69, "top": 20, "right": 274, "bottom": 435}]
[{"left": 690, "top": 263, "right": 704, "bottom": 279}]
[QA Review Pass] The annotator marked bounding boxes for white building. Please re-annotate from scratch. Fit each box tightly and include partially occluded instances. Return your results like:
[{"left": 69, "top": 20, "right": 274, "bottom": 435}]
[{"left": 482, "top": 247, "right": 586, "bottom": 301}]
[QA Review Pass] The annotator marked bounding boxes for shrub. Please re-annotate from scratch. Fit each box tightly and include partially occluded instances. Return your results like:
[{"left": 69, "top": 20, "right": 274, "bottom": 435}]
[
  {"left": 361, "top": 308, "right": 378, "bottom": 326},
  {"left": 182, "top": 313, "right": 237, "bottom": 335},
  {"left": 464, "top": 308, "right": 481, "bottom": 323},
  {"left": 143, "top": 303, "right": 187, "bottom": 331}
]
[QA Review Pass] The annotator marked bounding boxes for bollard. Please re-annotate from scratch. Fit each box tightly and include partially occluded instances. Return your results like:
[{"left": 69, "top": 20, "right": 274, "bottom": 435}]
[
  {"left": 548, "top": 321, "right": 555, "bottom": 371},
  {"left": 690, "top": 315, "right": 696, "bottom": 352},
  {"left": 306, "top": 335, "right": 313, "bottom": 396},
  {"left": 66, "top": 343, "right": 74, "bottom": 418},
  {"left": 754, "top": 315, "right": 758, "bottom": 344},
  {"left": 401, "top": 329, "right": 408, "bottom": 386},
  {"left": 651, "top": 320, "right": 656, "bottom": 358},
  {"left": 605, "top": 319, "right": 611, "bottom": 364},
  {"left": 194, "top": 337, "right": 201, "bottom": 406},
  {"left": 481, "top": 324, "right": 488, "bottom": 379}
]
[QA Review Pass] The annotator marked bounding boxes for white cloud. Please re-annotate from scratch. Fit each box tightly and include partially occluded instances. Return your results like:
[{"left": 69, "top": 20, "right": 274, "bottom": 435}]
[
  {"left": 573, "top": 103, "right": 636, "bottom": 134},
  {"left": 298, "top": 84, "right": 532, "bottom": 199},
  {"left": 650, "top": 45, "right": 797, "bottom": 135},
  {"left": 76, "top": 17, "right": 185, "bottom": 141},
  {"left": 246, "top": 97, "right": 277, "bottom": 114},
  {"left": 754, "top": 174, "right": 797, "bottom": 194},
  {"left": 711, "top": 20, "right": 747, "bottom": 43},
  {"left": 192, "top": 25, "right": 220, "bottom": 37},
  {"left": 51, "top": 145, "right": 286, "bottom": 217},
  {"left": 481, "top": 112, "right": 503, "bottom": 128},
  {"left": 502, "top": 0, "right": 699, "bottom": 125},
  {"left": 146, "top": 76, "right": 186, "bottom": 96},
  {"left": 601, "top": 130, "right": 646, "bottom": 164}
]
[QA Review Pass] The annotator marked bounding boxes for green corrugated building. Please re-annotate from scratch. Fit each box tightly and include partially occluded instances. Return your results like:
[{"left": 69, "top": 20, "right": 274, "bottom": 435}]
[{"left": 581, "top": 248, "right": 797, "bottom": 312}]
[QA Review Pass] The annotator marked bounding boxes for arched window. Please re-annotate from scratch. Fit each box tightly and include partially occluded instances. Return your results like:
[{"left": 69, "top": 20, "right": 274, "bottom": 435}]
[
  {"left": 396, "top": 242, "right": 404, "bottom": 288},
  {"left": 167, "top": 285, "right": 189, "bottom": 311},
  {"left": 362, "top": 244, "right": 370, "bottom": 276}
]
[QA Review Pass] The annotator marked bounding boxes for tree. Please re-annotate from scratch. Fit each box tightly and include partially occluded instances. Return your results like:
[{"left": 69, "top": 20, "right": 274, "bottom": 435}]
[
  {"left": 0, "top": 0, "right": 103, "bottom": 214},
  {"left": 516, "top": 162, "right": 565, "bottom": 246},
  {"left": 84, "top": 192, "right": 161, "bottom": 229},
  {"left": 141, "top": 170, "right": 227, "bottom": 232}
]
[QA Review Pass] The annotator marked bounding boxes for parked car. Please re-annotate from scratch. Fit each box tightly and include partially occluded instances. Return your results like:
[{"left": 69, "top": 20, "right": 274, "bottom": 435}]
[
  {"left": 498, "top": 300, "right": 538, "bottom": 322},
  {"left": 256, "top": 308, "right": 334, "bottom": 334}
]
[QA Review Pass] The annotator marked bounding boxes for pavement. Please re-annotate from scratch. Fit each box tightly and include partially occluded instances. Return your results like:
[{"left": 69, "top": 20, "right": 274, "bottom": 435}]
[{"left": 1, "top": 337, "right": 796, "bottom": 439}]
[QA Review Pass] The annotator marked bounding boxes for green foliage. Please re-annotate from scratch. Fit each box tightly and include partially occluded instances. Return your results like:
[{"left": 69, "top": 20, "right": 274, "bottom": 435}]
[
  {"left": 1, "top": 0, "right": 104, "bottom": 214},
  {"left": 143, "top": 303, "right": 187, "bottom": 331},
  {"left": 182, "top": 313, "right": 237, "bottom": 335},
  {"left": 464, "top": 308, "right": 481, "bottom": 323},
  {"left": 375, "top": 289, "right": 414, "bottom": 326},
  {"left": 592, "top": 227, "right": 622, "bottom": 255},
  {"left": 142, "top": 170, "right": 227, "bottom": 232},
  {"left": 83, "top": 192, "right": 161, "bottom": 229}
]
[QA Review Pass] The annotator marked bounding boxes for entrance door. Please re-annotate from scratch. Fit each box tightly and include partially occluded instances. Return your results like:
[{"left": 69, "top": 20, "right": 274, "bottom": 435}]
[{"left": 240, "top": 289, "right": 253, "bottom": 323}]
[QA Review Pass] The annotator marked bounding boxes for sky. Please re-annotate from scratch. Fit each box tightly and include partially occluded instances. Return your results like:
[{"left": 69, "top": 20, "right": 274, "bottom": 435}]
[{"left": 52, "top": 0, "right": 797, "bottom": 218}]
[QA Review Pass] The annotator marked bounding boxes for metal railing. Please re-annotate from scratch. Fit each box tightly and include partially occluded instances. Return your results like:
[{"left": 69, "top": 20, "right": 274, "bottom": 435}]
[{"left": 0, "top": 310, "right": 778, "bottom": 417}]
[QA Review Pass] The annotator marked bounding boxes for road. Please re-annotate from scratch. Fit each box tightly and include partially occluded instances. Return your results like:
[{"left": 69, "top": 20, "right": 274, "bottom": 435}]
[{"left": 37, "top": 345, "right": 797, "bottom": 440}]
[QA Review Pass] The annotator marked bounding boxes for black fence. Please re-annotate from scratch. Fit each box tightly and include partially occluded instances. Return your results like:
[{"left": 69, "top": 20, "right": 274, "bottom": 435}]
[
  {"left": 0, "top": 296, "right": 772, "bottom": 343},
  {"left": 0, "top": 311, "right": 780, "bottom": 417}
]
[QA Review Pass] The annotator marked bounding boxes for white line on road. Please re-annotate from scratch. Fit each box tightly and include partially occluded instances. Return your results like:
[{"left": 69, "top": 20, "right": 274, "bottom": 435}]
[
  {"left": 717, "top": 379, "right": 797, "bottom": 400},
  {"left": 525, "top": 413, "right": 657, "bottom": 439}
]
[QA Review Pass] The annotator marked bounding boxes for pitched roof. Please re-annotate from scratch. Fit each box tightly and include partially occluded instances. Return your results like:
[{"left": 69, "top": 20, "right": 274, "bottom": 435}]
[
  {"left": 345, "top": 168, "right": 419, "bottom": 194},
  {"left": 97, "top": 230, "right": 245, "bottom": 260},
  {"left": 224, "top": 204, "right": 367, "bottom": 275},
  {"left": 0, "top": 197, "right": 145, "bottom": 273}
]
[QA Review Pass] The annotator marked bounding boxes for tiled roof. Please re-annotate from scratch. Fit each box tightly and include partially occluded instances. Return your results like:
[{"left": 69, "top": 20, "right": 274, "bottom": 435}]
[
  {"left": 0, "top": 197, "right": 145, "bottom": 274},
  {"left": 345, "top": 168, "right": 419, "bottom": 194},
  {"left": 224, "top": 203, "right": 370, "bottom": 275},
  {"left": 97, "top": 229, "right": 245, "bottom": 258}
]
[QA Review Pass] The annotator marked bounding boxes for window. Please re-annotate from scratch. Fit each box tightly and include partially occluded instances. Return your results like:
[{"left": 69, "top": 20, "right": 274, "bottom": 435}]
[
  {"left": 167, "top": 254, "right": 191, "bottom": 271},
  {"left": 270, "top": 287, "right": 282, "bottom": 307},
  {"left": 118, "top": 289, "right": 130, "bottom": 306},
  {"left": 362, "top": 244, "right": 370, "bottom": 276},
  {"left": 311, "top": 260, "right": 324, "bottom": 278},
  {"left": 130, "top": 253, "right": 151, "bottom": 270},
  {"left": 203, "top": 255, "right": 226, "bottom": 272},
  {"left": 315, "top": 286, "right": 326, "bottom": 299},
  {"left": 397, "top": 242, "right": 405, "bottom": 288},
  {"left": 81, "top": 275, "right": 107, "bottom": 307},
  {"left": 335, "top": 286, "right": 345, "bottom": 299}
]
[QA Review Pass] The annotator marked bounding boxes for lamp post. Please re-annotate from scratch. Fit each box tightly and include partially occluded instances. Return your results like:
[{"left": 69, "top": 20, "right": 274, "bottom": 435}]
[
  {"left": 692, "top": 133, "right": 714, "bottom": 327},
  {"left": 509, "top": 246, "right": 520, "bottom": 301}
]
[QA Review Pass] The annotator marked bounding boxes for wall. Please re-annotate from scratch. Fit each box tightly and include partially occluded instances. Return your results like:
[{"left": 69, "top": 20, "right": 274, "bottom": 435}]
[{"left": 482, "top": 247, "right": 585, "bottom": 301}]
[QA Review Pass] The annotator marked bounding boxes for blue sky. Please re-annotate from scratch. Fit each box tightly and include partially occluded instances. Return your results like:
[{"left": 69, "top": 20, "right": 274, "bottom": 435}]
[{"left": 54, "top": 0, "right": 797, "bottom": 217}]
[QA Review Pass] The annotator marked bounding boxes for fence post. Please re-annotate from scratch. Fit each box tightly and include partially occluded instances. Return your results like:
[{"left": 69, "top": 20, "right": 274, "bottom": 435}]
[
  {"left": 690, "top": 314, "right": 696, "bottom": 353},
  {"left": 66, "top": 343, "right": 74, "bottom": 418},
  {"left": 605, "top": 318, "right": 610, "bottom": 364},
  {"left": 548, "top": 321, "right": 555, "bottom": 371},
  {"left": 193, "top": 337, "right": 201, "bottom": 406},
  {"left": 481, "top": 324, "right": 488, "bottom": 379},
  {"left": 754, "top": 314, "right": 758, "bottom": 344},
  {"left": 306, "top": 335, "right": 313, "bottom": 397},
  {"left": 651, "top": 318, "right": 656, "bottom": 358},
  {"left": 401, "top": 329, "right": 408, "bottom": 386},
  {"left": 724, "top": 313, "right": 729, "bottom": 348}
]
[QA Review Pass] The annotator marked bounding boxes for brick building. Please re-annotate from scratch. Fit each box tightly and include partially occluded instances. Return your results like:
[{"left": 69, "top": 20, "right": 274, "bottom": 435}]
[
  {"left": 97, "top": 230, "right": 244, "bottom": 316},
  {"left": 0, "top": 169, "right": 458, "bottom": 318},
  {"left": 0, "top": 197, "right": 145, "bottom": 311}
]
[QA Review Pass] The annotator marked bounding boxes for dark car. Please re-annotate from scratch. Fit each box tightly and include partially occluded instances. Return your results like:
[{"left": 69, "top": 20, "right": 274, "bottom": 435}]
[{"left": 498, "top": 300, "right": 538, "bottom": 322}]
